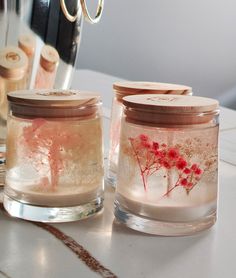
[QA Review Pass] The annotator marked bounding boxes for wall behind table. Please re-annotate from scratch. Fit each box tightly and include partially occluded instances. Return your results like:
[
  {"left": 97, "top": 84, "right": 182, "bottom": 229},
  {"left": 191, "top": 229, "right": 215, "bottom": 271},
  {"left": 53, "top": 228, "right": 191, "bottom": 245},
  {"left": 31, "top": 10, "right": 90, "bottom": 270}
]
[{"left": 77, "top": 0, "right": 236, "bottom": 106}]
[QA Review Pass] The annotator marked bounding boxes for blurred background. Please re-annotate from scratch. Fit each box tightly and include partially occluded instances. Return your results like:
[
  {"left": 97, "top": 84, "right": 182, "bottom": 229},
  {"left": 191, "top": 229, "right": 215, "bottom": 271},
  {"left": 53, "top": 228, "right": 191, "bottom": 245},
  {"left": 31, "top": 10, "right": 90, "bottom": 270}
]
[{"left": 78, "top": 0, "right": 236, "bottom": 109}]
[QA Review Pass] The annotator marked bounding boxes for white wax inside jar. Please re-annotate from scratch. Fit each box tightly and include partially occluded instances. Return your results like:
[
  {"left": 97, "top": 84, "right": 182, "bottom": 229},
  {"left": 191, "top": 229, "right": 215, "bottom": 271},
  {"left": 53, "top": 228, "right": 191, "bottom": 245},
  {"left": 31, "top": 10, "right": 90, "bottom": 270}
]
[
  {"left": 117, "top": 178, "right": 217, "bottom": 222},
  {"left": 6, "top": 166, "right": 102, "bottom": 207}
]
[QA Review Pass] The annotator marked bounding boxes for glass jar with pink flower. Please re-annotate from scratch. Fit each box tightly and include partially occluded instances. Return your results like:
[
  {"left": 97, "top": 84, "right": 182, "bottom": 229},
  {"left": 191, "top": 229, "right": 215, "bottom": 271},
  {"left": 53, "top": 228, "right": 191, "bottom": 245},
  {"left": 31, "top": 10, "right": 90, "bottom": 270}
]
[
  {"left": 4, "top": 90, "right": 104, "bottom": 222},
  {"left": 114, "top": 94, "right": 219, "bottom": 236}
]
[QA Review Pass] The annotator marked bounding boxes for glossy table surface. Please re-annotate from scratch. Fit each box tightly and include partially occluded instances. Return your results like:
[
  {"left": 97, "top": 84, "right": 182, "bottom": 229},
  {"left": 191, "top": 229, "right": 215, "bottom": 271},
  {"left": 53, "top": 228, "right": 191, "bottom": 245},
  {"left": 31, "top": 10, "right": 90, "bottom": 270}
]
[{"left": 0, "top": 70, "right": 236, "bottom": 278}]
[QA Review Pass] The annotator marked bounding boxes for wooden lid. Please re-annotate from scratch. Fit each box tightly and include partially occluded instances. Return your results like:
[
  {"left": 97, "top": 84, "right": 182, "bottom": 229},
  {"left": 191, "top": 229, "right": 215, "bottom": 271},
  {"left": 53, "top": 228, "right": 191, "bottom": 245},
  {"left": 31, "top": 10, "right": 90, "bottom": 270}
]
[
  {"left": 113, "top": 81, "right": 192, "bottom": 96},
  {"left": 7, "top": 89, "right": 101, "bottom": 118},
  {"left": 0, "top": 46, "right": 28, "bottom": 79},
  {"left": 123, "top": 94, "right": 219, "bottom": 125},
  {"left": 40, "top": 45, "right": 59, "bottom": 72},
  {"left": 18, "top": 34, "right": 36, "bottom": 57},
  {"left": 123, "top": 94, "right": 218, "bottom": 113}
]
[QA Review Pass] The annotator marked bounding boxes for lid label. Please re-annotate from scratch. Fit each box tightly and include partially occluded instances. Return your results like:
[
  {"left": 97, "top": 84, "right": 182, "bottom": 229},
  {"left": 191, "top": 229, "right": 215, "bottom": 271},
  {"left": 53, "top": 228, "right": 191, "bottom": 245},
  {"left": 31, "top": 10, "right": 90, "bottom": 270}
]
[
  {"left": 146, "top": 96, "right": 178, "bottom": 102},
  {"left": 36, "top": 91, "right": 76, "bottom": 97}
]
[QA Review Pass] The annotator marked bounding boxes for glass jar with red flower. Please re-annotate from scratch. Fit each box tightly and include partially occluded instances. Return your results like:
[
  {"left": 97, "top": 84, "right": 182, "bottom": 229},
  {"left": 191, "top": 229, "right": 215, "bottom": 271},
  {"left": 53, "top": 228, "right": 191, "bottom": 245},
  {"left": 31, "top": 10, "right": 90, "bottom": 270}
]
[
  {"left": 107, "top": 82, "right": 192, "bottom": 187},
  {"left": 114, "top": 94, "right": 219, "bottom": 236}
]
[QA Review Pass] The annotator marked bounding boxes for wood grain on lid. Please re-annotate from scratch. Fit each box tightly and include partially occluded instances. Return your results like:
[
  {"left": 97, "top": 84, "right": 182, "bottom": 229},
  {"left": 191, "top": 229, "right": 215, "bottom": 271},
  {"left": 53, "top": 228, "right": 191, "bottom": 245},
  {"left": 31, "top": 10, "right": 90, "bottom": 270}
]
[
  {"left": 8, "top": 90, "right": 101, "bottom": 118},
  {"left": 123, "top": 94, "right": 219, "bottom": 113},
  {"left": 0, "top": 46, "right": 28, "bottom": 79},
  {"left": 7, "top": 89, "right": 100, "bottom": 107},
  {"left": 113, "top": 81, "right": 192, "bottom": 96}
]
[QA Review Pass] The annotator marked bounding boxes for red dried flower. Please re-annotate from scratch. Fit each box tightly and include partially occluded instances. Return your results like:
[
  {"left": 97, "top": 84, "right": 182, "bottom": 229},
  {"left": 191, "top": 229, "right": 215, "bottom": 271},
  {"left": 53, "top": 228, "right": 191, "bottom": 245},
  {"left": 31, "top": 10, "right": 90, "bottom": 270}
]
[
  {"left": 168, "top": 148, "right": 179, "bottom": 160},
  {"left": 176, "top": 158, "right": 187, "bottom": 170},
  {"left": 194, "top": 168, "right": 202, "bottom": 175},
  {"left": 184, "top": 168, "right": 191, "bottom": 174},
  {"left": 142, "top": 142, "right": 151, "bottom": 148},
  {"left": 191, "top": 164, "right": 198, "bottom": 171},
  {"left": 139, "top": 134, "right": 148, "bottom": 141},
  {"left": 180, "top": 178, "right": 188, "bottom": 186},
  {"left": 163, "top": 161, "right": 171, "bottom": 169},
  {"left": 159, "top": 150, "right": 167, "bottom": 158},
  {"left": 152, "top": 142, "right": 159, "bottom": 150},
  {"left": 186, "top": 182, "right": 193, "bottom": 188},
  {"left": 129, "top": 134, "right": 203, "bottom": 195}
]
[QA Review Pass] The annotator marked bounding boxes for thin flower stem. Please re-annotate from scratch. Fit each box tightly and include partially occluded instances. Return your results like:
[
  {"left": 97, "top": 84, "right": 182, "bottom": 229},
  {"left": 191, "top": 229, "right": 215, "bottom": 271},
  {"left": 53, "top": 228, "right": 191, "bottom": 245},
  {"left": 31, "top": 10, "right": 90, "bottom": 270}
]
[
  {"left": 130, "top": 140, "right": 147, "bottom": 191},
  {"left": 163, "top": 177, "right": 181, "bottom": 198},
  {"left": 162, "top": 184, "right": 179, "bottom": 198}
]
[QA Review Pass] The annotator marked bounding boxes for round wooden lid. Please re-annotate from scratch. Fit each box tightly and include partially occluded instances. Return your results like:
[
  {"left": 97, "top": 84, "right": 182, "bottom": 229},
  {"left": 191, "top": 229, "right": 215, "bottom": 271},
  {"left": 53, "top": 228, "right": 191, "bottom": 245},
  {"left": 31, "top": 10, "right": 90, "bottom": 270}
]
[
  {"left": 123, "top": 94, "right": 219, "bottom": 113},
  {"left": 7, "top": 90, "right": 101, "bottom": 118},
  {"left": 0, "top": 46, "right": 28, "bottom": 79},
  {"left": 113, "top": 81, "right": 192, "bottom": 96},
  {"left": 18, "top": 34, "right": 36, "bottom": 57},
  {"left": 40, "top": 45, "right": 59, "bottom": 72},
  {"left": 123, "top": 94, "right": 219, "bottom": 125}
]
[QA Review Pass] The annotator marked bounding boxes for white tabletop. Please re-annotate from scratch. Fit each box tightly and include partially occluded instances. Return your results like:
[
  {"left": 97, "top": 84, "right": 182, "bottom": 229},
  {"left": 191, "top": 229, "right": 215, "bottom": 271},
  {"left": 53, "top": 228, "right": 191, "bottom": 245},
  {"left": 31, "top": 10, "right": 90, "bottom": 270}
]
[{"left": 0, "top": 70, "right": 236, "bottom": 278}]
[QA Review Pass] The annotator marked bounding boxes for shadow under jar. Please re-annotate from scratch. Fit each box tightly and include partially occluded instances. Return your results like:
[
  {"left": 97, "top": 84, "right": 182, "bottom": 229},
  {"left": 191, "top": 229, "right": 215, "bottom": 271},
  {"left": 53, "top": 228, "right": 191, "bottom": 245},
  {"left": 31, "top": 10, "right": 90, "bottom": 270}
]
[
  {"left": 114, "top": 94, "right": 219, "bottom": 236},
  {"left": 107, "top": 82, "right": 192, "bottom": 187},
  {"left": 4, "top": 90, "right": 104, "bottom": 222}
]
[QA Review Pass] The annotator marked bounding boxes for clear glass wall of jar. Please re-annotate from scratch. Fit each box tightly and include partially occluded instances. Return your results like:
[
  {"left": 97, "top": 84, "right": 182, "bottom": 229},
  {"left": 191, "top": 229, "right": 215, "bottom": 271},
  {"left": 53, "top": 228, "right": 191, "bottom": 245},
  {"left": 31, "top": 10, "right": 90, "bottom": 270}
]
[
  {"left": 114, "top": 94, "right": 219, "bottom": 236},
  {"left": 0, "top": 46, "right": 28, "bottom": 186},
  {"left": 4, "top": 90, "right": 104, "bottom": 222},
  {"left": 107, "top": 82, "right": 192, "bottom": 187}
]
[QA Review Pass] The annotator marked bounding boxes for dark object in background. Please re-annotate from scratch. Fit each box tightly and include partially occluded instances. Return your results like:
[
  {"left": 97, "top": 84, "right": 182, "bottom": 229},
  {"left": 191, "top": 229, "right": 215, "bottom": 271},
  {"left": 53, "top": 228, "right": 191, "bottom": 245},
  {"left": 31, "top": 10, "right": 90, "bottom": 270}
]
[
  {"left": 31, "top": 0, "right": 50, "bottom": 42},
  {"left": 30, "top": 0, "right": 80, "bottom": 66},
  {"left": 45, "top": 0, "right": 60, "bottom": 47},
  {"left": 57, "top": 0, "right": 81, "bottom": 66},
  {"left": 0, "top": 0, "right": 6, "bottom": 10}
]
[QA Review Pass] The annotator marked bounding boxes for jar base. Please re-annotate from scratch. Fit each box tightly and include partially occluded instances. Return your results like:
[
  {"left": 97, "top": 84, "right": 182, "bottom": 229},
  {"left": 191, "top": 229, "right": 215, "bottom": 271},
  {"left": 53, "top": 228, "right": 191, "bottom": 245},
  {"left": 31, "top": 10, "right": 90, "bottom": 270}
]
[
  {"left": 3, "top": 195, "right": 103, "bottom": 223},
  {"left": 114, "top": 200, "right": 216, "bottom": 236}
]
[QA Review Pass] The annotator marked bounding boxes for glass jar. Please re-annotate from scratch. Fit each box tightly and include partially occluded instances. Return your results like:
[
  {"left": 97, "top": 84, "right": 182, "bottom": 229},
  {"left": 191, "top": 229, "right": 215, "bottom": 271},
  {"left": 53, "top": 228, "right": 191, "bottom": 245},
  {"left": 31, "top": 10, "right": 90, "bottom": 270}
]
[
  {"left": 114, "top": 94, "right": 219, "bottom": 236},
  {"left": 4, "top": 90, "right": 104, "bottom": 222},
  {"left": 0, "top": 46, "right": 28, "bottom": 186},
  {"left": 107, "top": 82, "right": 192, "bottom": 187}
]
